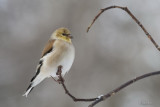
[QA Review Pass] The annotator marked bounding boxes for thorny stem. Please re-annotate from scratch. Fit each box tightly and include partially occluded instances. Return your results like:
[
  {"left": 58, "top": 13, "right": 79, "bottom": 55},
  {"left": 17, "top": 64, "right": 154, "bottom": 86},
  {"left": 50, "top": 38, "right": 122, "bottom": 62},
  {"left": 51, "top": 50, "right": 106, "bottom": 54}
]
[{"left": 87, "top": 5, "right": 160, "bottom": 51}]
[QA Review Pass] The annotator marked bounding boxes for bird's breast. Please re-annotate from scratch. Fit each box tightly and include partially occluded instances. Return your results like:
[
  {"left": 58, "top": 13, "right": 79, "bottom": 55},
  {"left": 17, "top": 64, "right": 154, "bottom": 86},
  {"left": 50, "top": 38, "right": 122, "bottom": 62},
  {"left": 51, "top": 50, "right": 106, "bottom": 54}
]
[{"left": 44, "top": 41, "right": 75, "bottom": 77}]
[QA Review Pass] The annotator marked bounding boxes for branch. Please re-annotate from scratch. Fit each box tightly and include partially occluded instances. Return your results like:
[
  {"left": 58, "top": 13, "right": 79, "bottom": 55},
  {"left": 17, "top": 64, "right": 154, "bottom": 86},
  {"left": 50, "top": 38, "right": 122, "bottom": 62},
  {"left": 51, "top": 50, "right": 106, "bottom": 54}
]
[
  {"left": 53, "top": 6, "right": 160, "bottom": 106},
  {"left": 87, "top": 5, "right": 160, "bottom": 51},
  {"left": 88, "top": 70, "right": 160, "bottom": 107},
  {"left": 55, "top": 69, "right": 160, "bottom": 107},
  {"left": 56, "top": 66, "right": 98, "bottom": 102}
]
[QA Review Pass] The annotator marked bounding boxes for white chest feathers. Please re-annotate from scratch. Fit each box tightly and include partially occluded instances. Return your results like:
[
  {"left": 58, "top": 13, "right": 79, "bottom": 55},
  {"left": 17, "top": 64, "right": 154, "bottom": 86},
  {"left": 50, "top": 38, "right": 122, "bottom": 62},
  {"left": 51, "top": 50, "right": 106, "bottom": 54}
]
[{"left": 42, "top": 40, "right": 75, "bottom": 78}]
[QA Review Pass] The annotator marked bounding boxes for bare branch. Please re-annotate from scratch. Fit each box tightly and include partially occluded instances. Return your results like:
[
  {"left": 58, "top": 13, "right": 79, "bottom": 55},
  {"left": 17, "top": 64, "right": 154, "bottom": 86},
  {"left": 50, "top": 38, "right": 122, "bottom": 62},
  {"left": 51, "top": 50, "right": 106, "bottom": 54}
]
[
  {"left": 52, "top": 6, "right": 160, "bottom": 106},
  {"left": 88, "top": 70, "right": 160, "bottom": 107},
  {"left": 55, "top": 68, "right": 160, "bottom": 106},
  {"left": 56, "top": 65, "right": 98, "bottom": 102},
  {"left": 87, "top": 5, "right": 160, "bottom": 51}
]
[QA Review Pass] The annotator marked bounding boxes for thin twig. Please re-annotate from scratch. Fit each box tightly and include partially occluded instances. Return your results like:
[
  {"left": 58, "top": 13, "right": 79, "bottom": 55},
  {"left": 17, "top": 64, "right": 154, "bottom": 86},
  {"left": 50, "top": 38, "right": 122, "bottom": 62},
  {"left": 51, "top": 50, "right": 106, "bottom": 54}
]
[
  {"left": 54, "top": 6, "right": 160, "bottom": 105},
  {"left": 55, "top": 68, "right": 160, "bottom": 106},
  {"left": 56, "top": 66, "right": 98, "bottom": 102},
  {"left": 87, "top": 5, "right": 160, "bottom": 51},
  {"left": 88, "top": 70, "right": 160, "bottom": 107}
]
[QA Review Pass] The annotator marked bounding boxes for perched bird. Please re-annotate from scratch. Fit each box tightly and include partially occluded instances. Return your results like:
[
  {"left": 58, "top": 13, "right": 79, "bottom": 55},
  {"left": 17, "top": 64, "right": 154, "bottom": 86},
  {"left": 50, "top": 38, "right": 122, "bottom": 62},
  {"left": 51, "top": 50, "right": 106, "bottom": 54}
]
[{"left": 23, "top": 28, "right": 75, "bottom": 97}]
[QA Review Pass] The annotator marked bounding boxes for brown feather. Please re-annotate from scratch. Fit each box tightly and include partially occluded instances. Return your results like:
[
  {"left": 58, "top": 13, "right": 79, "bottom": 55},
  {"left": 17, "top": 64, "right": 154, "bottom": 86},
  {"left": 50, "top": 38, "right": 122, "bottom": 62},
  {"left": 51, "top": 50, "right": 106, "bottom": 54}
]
[{"left": 41, "top": 39, "right": 55, "bottom": 57}]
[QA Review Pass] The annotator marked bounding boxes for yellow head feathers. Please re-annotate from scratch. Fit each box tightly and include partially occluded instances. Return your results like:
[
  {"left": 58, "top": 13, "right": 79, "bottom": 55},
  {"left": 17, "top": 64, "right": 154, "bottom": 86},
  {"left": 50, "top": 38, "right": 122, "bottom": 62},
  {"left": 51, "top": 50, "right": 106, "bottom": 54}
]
[{"left": 51, "top": 28, "right": 72, "bottom": 43}]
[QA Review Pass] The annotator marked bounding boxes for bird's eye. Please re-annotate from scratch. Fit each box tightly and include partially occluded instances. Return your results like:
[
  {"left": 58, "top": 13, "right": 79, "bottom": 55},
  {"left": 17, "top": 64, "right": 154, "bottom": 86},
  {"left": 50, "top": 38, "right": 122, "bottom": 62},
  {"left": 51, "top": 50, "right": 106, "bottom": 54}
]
[
  {"left": 62, "top": 33, "right": 70, "bottom": 37},
  {"left": 62, "top": 33, "right": 66, "bottom": 36}
]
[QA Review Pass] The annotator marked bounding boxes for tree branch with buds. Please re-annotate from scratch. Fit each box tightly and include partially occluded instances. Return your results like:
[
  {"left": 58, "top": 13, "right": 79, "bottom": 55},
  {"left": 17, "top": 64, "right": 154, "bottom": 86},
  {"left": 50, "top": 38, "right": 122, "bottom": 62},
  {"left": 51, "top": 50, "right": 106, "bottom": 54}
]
[
  {"left": 87, "top": 5, "right": 160, "bottom": 51},
  {"left": 86, "top": 5, "right": 160, "bottom": 106},
  {"left": 57, "top": 68, "right": 160, "bottom": 107},
  {"left": 55, "top": 5, "right": 160, "bottom": 107},
  {"left": 88, "top": 71, "right": 160, "bottom": 107}
]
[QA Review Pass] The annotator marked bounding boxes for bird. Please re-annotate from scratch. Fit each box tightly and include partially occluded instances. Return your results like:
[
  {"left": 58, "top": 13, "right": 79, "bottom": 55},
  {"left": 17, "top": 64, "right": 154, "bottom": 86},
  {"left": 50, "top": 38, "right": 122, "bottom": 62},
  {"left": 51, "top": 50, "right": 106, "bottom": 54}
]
[{"left": 23, "top": 28, "right": 75, "bottom": 97}]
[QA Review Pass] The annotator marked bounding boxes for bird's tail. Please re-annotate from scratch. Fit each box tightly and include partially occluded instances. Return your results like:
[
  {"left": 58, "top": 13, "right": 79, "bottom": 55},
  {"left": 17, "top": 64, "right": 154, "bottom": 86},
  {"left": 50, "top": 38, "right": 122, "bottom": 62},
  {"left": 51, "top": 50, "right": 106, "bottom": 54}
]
[
  {"left": 23, "top": 84, "right": 34, "bottom": 97},
  {"left": 23, "top": 73, "right": 46, "bottom": 97}
]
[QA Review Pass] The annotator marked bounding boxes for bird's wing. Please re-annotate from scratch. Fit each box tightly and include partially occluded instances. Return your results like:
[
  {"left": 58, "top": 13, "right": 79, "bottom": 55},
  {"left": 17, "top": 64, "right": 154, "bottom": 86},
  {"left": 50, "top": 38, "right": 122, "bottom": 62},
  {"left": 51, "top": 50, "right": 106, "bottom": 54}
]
[
  {"left": 41, "top": 39, "right": 55, "bottom": 57},
  {"left": 30, "top": 39, "right": 55, "bottom": 82}
]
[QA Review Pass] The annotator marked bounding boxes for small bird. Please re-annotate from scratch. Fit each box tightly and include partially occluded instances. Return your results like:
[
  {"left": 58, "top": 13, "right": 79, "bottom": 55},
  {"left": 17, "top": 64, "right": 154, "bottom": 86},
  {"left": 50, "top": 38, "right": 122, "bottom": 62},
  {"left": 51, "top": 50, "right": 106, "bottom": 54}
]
[{"left": 23, "top": 28, "right": 75, "bottom": 97}]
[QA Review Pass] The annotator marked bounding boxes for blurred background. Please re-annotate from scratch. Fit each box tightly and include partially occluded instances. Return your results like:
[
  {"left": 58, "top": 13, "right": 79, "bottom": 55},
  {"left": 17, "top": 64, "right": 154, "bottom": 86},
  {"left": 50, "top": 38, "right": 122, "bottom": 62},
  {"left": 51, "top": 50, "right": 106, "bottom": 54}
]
[{"left": 1, "top": 0, "right": 160, "bottom": 107}]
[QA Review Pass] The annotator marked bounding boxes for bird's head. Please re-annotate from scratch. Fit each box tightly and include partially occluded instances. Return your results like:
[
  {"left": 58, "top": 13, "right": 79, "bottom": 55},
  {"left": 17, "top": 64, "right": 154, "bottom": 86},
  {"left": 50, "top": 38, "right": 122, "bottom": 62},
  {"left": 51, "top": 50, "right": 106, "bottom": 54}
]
[{"left": 51, "top": 28, "right": 72, "bottom": 43}]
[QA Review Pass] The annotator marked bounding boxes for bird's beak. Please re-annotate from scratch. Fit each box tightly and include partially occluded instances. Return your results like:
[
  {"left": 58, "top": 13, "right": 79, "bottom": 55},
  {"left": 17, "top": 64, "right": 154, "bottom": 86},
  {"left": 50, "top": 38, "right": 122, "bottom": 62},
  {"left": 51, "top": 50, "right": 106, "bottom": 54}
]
[
  {"left": 66, "top": 34, "right": 73, "bottom": 39},
  {"left": 62, "top": 33, "right": 73, "bottom": 39}
]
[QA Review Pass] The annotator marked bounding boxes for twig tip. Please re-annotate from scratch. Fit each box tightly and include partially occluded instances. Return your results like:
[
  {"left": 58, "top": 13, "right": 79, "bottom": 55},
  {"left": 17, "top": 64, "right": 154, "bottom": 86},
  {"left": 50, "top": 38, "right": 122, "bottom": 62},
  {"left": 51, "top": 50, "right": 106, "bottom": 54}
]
[{"left": 87, "top": 27, "right": 90, "bottom": 33}]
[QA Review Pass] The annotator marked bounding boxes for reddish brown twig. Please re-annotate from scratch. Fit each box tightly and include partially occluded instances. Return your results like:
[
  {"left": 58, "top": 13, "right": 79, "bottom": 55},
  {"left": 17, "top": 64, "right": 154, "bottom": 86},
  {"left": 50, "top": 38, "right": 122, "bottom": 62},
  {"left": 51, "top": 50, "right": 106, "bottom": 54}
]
[
  {"left": 56, "top": 66, "right": 98, "bottom": 102},
  {"left": 88, "top": 70, "right": 160, "bottom": 107},
  {"left": 55, "top": 68, "right": 160, "bottom": 107},
  {"left": 52, "top": 6, "right": 160, "bottom": 106},
  {"left": 87, "top": 5, "right": 160, "bottom": 51}
]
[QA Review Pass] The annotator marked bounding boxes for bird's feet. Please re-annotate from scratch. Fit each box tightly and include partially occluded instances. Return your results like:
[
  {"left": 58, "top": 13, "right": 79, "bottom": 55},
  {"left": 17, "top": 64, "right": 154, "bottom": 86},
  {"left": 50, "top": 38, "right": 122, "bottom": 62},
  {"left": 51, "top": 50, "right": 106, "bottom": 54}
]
[
  {"left": 57, "top": 77, "right": 64, "bottom": 84},
  {"left": 56, "top": 65, "right": 65, "bottom": 84},
  {"left": 56, "top": 65, "right": 63, "bottom": 75}
]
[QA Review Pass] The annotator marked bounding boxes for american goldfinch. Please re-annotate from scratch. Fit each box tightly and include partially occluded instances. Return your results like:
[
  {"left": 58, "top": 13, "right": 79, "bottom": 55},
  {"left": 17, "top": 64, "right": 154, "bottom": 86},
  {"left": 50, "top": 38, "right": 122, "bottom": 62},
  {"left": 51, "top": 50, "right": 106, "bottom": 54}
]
[{"left": 23, "top": 28, "right": 75, "bottom": 97}]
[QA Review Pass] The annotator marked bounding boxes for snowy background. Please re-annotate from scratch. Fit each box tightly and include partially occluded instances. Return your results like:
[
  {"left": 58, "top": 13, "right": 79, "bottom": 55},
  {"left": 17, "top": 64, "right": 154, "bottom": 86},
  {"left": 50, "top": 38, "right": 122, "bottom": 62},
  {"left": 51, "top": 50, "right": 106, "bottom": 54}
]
[{"left": 1, "top": 0, "right": 160, "bottom": 107}]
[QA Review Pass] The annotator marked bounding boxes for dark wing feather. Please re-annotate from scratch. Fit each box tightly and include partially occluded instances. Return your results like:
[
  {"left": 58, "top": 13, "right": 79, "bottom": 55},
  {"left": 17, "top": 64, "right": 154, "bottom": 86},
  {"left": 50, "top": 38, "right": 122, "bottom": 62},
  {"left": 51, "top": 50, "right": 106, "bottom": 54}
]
[
  {"left": 41, "top": 39, "right": 55, "bottom": 57},
  {"left": 30, "top": 39, "right": 55, "bottom": 82}
]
